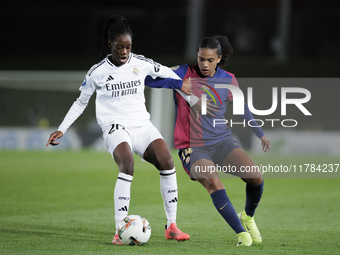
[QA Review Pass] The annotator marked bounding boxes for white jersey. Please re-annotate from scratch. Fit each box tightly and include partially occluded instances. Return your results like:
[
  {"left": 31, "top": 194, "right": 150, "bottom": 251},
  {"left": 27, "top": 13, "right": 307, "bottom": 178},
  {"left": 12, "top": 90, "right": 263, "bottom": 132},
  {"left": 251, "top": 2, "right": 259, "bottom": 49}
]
[{"left": 58, "top": 53, "right": 181, "bottom": 134}]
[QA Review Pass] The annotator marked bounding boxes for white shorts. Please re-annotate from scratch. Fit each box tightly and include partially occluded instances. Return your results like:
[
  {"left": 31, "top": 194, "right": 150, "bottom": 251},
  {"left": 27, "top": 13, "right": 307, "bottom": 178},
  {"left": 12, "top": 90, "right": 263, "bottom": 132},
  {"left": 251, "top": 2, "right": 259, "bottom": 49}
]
[{"left": 102, "top": 121, "right": 164, "bottom": 158}]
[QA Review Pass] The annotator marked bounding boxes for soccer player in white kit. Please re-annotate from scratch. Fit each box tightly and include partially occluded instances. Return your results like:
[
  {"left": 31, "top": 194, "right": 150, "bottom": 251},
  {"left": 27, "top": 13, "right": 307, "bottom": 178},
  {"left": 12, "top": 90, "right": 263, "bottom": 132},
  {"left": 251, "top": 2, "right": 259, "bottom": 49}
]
[{"left": 46, "top": 15, "right": 190, "bottom": 244}]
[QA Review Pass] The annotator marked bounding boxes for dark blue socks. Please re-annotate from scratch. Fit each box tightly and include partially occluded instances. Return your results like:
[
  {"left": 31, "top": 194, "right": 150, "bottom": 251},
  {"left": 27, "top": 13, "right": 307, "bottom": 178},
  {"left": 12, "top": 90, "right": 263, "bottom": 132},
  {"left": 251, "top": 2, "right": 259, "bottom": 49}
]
[
  {"left": 245, "top": 180, "right": 264, "bottom": 217},
  {"left": 210, "top": 182, "right": 264, "bottom": 233},
  {"left": 210, "top": 189, "right": 245, "bottom": 234}
]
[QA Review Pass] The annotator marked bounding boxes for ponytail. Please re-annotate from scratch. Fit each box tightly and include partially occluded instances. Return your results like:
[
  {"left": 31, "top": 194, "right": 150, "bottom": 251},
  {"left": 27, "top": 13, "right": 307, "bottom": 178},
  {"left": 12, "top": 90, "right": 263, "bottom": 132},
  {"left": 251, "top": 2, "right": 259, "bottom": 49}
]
[
  {"left": 99, "top": 15, "right": 133, "bottom": 60},
  {"left": 197, "top": 35, "right": 233, "bottom": 67}
]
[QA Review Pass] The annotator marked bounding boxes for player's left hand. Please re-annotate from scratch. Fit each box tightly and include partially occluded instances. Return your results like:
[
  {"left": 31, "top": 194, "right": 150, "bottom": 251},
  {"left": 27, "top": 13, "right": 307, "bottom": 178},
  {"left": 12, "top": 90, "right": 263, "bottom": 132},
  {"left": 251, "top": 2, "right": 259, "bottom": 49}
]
[
  {"left": 180, "top": 79, "right": 192, "bottom": 95},
  {"left": 260, "top": 135, "right": 271, "bottom": 152}
]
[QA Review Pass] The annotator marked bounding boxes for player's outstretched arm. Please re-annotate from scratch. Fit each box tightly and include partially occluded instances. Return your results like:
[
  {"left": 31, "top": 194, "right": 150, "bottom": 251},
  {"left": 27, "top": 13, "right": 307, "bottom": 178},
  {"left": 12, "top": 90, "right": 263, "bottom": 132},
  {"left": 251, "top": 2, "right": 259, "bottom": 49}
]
[
  {"left": 46, "top": 131, "right": 63, "bottom": 146},
  {"left": 260, "top": 135, "right": 271, "bottom": 152}
]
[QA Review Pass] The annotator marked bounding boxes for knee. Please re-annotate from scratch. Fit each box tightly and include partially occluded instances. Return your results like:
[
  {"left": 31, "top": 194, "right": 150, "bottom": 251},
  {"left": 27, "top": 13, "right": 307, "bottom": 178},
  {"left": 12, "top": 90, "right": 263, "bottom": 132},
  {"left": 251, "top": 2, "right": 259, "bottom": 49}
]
[
  {"left": 200, "top": 178, "right": 224, "bottom": 194},
  {"left": 161, "top": 155, "right": 174, "bottom": 170},
  {"left": 156, "top": 153, "right": 174, "bottom": 170},
  {"left": 117, "top": 158, "right": 134, "bottom": 176}
]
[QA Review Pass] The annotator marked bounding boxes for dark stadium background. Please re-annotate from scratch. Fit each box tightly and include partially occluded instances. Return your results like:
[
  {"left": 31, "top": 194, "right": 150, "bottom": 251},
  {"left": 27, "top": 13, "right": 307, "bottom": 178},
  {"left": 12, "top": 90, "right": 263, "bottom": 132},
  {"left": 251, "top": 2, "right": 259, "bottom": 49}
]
[{"left": 1, "top": 0, "right": 338, "bottom": 75}]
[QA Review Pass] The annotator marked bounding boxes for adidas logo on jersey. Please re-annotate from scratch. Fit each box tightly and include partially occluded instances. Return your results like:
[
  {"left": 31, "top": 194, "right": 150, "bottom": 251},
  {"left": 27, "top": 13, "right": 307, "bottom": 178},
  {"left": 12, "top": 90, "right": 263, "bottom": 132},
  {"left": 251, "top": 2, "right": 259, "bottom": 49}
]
[
  {"left": 106, "top": 75, "right": 114, "bottom": 81},
  {"left": 169, "top": 197, "right": 178, "bottom": 203},
  {"left": 118, "top": 206, "right": 128, "bottom": 211}
]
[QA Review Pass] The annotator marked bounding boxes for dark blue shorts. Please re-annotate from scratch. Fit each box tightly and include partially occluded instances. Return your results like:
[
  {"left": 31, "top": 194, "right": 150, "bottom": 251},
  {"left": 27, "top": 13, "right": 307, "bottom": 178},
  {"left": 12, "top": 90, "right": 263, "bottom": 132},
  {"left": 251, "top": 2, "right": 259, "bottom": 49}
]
[{"left": 178, "top": 137, "right": 241, "bottom": 180}]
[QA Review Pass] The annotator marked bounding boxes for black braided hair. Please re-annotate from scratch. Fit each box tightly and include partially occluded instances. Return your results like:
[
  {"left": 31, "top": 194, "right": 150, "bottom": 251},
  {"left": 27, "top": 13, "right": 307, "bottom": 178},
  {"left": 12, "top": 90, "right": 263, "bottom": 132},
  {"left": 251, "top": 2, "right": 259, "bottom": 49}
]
[{"left": 99, "top": 15, "right": 133, "bottom": 60}]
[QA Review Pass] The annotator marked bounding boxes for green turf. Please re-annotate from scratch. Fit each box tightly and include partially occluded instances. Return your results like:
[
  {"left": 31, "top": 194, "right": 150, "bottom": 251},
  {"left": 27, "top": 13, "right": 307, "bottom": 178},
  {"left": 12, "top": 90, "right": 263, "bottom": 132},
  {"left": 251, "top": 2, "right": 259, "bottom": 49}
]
[{"left": 0, "top": 150, "right": 339, "bottom": 254}]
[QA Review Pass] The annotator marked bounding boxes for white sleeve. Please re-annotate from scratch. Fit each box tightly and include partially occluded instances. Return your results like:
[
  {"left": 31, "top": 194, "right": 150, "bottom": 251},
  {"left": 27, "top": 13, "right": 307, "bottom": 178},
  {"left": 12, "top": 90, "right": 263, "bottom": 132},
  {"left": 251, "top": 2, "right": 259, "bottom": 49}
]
[
  {"left": 152, "top": 63, "right": 199, "bottom": 107},
  {"left": 57, "top": 91, "right": 92, "bottom": 134},
  {"left": 149, "top": 60, "right": 180, "bottom": 80},
  {"left": 175, "top": 89, "right": 199, "bottom": 107}
]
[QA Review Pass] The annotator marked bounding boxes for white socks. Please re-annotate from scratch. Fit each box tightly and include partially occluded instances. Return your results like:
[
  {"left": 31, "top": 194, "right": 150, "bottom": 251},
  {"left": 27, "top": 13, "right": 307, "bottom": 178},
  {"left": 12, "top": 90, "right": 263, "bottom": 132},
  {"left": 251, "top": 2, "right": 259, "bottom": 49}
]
[
  {"left": 114, "top": 168, "right": 178, "bottom": 233},
  {"left": 114, "top": 172, "right": 133, "bottom": 233},
  {"left": 159, "top": 168, "right": 178, "bottom": 228}
]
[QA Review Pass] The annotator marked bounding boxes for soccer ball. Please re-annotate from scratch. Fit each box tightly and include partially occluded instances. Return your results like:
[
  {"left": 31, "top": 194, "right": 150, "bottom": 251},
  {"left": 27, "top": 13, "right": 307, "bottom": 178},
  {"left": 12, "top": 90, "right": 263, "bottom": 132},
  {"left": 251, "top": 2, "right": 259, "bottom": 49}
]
[{"left": 118, "top": 215, "right": 151, "bottom": 246}]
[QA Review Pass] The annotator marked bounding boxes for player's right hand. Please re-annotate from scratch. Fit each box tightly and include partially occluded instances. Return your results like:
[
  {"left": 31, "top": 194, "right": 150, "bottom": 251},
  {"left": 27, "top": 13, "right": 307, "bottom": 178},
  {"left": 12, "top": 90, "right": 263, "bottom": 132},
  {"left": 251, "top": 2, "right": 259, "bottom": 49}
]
[{"left": 46, "top": 131, "right": 63, "bottom": 146}]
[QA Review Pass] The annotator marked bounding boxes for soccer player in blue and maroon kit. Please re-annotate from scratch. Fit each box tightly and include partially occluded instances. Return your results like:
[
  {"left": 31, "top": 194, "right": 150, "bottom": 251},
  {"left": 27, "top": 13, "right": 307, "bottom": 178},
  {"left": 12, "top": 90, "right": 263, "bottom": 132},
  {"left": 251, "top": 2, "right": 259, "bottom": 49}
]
[{"left": 146, "top": 35, "right": 271, "bottom": 246}]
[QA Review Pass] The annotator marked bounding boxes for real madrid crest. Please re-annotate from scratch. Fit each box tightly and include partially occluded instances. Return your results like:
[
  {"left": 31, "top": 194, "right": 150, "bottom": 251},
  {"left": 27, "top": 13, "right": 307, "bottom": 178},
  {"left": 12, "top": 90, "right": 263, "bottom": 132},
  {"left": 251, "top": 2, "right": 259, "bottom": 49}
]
[{"left": 133, "top": 68, "right": 139, "bottom": 76}]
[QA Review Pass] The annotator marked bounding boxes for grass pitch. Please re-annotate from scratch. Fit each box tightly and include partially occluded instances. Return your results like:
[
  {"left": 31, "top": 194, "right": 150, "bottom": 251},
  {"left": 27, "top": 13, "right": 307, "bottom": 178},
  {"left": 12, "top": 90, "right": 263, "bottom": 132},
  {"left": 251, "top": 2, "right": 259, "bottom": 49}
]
[{"left": 0, "top": 150, "right": 339, "bottom": 254}]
